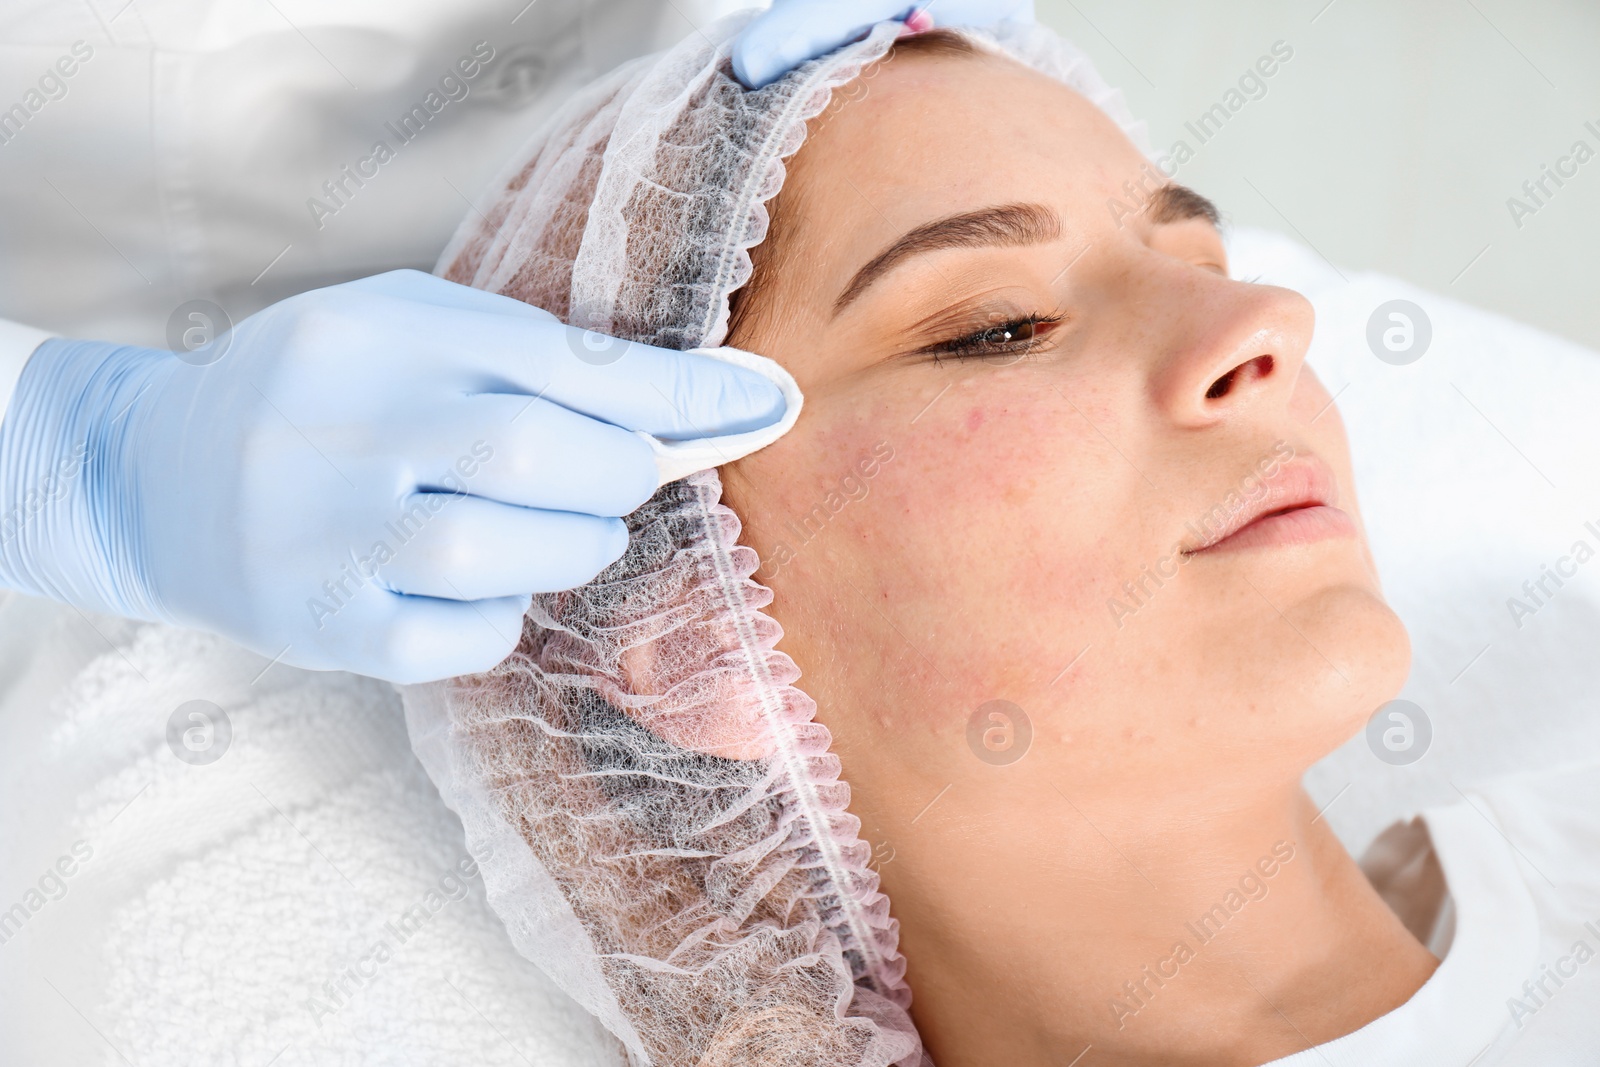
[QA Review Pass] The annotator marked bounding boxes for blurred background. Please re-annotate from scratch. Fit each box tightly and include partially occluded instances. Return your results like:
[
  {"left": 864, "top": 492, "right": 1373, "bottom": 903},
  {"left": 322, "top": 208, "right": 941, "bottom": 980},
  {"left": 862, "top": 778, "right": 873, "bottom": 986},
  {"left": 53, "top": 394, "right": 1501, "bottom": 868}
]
[{"left": 1035, "top": 0, "right": 1600, "bottom": 350}]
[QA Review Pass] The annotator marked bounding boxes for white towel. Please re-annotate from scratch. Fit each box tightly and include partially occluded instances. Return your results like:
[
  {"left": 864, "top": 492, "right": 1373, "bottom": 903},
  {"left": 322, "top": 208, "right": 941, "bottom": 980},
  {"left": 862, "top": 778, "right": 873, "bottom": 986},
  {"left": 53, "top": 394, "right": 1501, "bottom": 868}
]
[{"left": 0, "top": 599, "right": 625, "bottom": 1066}]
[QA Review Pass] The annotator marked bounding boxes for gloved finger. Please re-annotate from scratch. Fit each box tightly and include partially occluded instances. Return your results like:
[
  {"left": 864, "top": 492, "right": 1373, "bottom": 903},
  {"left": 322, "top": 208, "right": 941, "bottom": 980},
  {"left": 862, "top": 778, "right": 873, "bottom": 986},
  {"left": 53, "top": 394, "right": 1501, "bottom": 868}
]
[
  {"left": 413, "top": 393, "right": 658, "bottom": 516},
  {"left": 732, "top": 0, "right": 912, "bottom": 88},
  {"left": 376, "top": 494, "right": 629, "bottom": 600},
  {"left": 423, "top": 303, "right": 788, "bottom": 439},
  {"left": 923, "top": 0, "right": 1035, "bottom": 26},
  {"left": 331, "top": 269, "right": 563, "bottom": 323},
  {"left": 372, "top": 591, "right": 534, "bottom": 684},
  {"left": 318, "top": 272, "right": 787, "bottom": 440}
]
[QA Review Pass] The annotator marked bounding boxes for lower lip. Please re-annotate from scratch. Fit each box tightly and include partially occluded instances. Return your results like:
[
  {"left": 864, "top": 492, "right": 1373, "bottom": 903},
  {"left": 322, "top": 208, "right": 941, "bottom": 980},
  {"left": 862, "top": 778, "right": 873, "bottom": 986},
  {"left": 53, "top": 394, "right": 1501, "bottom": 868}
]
[{"left": 1194, "top": 505, "right": 1356, "bottom": 555}]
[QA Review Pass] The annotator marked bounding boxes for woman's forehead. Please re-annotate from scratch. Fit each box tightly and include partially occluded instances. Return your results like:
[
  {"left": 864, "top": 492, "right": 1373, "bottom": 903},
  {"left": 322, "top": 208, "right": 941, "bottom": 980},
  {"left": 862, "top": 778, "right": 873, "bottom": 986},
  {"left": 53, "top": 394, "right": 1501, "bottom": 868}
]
[{"left": 790, "top": 53, "right": 1150, "bottom": 238}]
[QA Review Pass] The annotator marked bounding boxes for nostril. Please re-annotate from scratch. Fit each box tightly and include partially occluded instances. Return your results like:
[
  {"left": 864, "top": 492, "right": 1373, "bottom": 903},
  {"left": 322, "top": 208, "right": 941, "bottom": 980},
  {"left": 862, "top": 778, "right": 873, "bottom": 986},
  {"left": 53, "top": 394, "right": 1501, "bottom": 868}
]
[
  {"left": 1205, "top": 368, "right": 1236, "bottom": 400},
  {"left": 1205, "top": 355, "right": 1274, "bottom": 400},
  {"left": 1244, "top": 354, "right": 1275, "bottom": 381}
]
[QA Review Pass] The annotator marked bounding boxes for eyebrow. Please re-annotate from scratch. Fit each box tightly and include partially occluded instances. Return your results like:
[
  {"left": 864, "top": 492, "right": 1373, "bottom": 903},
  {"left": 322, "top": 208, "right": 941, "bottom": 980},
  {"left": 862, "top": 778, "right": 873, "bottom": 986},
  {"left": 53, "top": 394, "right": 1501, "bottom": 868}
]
[
  {"left": 830, "top": 185, "right": 1221, "bottom": 317},
  {"left": 1148, "top": 183, "right": 1221, "bottom": 227}
]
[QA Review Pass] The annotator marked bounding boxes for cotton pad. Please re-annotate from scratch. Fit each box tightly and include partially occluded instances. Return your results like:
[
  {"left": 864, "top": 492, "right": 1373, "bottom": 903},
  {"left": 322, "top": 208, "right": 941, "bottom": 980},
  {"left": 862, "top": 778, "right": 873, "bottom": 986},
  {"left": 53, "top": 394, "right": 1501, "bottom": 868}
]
[{"left": 640, "top": 344, "right": 804, "bottom": 486}]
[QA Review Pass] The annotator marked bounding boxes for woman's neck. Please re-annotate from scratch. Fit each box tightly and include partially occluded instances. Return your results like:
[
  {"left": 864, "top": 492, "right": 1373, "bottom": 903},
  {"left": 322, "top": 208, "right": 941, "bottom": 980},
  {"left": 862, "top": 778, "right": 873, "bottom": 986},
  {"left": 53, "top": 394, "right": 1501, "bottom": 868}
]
[{"left": 870, "top": 779, "right": 1440, "bottom": 1067}]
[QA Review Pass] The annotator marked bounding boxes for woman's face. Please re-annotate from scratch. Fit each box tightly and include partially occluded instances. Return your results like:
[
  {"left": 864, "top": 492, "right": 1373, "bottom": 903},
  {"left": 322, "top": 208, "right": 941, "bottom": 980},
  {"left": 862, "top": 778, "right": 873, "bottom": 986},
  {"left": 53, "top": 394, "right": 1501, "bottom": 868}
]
[{"left": 721, "top": 44, "right": 1409, "bottom": 815}]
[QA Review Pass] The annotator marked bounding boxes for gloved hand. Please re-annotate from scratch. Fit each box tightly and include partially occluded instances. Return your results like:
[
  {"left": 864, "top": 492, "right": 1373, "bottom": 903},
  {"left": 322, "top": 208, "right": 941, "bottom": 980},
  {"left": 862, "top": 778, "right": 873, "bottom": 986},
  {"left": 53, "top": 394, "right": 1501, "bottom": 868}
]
[
  {"left": 0, "top": 270, "right": 785, "bottom": 683},
  {"left": 731, "top": 0, "right": 1036, "bottom": 89}
]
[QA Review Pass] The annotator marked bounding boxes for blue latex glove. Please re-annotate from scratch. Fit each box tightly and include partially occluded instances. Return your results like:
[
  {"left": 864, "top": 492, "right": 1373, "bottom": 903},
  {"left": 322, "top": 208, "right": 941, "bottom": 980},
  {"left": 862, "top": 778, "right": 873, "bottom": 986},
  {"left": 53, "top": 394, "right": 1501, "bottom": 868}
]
[
  {"left": 731, "top": 0, "right": 1036, "bottom": 89},
  {"left": 0, "top": 270, "right": 785, "bottom": 683}
]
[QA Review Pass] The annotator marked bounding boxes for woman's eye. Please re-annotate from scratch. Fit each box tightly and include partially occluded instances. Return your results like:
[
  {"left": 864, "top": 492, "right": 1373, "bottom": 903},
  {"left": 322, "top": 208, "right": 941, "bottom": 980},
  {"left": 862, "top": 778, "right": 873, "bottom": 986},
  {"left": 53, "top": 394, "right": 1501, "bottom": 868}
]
[
  {"left": 975, "top": 322, "right": 1037, "bottom": 345},
  {"left": 924, "top": 314, "right": 1063, "bottom": 361}
]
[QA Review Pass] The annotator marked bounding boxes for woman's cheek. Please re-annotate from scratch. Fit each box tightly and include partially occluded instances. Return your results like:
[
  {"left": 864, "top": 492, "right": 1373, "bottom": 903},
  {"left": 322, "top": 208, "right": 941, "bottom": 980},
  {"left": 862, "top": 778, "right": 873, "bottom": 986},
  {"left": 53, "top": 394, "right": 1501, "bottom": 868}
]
[
  {"left": 719, "top": 408, "right": 892, "bottom": 586},
  {"left": 841, "top": 389, "right": 1115, "bottom": 644},
  {"left": 732, "top": 363, "right": 1124, "bottom": 658}
]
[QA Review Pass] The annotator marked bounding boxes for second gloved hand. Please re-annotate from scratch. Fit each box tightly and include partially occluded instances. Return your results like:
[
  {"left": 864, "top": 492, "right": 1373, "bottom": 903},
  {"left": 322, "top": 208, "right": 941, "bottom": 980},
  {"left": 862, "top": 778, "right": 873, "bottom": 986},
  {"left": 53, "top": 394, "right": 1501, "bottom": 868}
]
[
  {"left": 0, "top": 270, "right": 786, "bottom": 683},
  {"left": 731, "top": 0, "right": 1036, "bottom": 89}
]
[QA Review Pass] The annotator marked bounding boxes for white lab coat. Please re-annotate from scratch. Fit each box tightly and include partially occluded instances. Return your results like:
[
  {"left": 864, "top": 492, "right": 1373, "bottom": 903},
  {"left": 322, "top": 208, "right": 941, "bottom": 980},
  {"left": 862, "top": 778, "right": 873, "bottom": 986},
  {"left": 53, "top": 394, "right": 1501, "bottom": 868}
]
[{"left": 0, "top": 0, "right": 748, "bottom": 410}]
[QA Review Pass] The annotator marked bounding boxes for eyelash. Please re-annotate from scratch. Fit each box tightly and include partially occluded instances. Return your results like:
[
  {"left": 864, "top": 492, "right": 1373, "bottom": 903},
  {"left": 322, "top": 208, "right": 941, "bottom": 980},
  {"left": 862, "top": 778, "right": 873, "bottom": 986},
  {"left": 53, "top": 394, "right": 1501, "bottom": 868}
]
[
  {"left": 923, "top": 312, "right": 1065, "bottom": 362},
  {"left": 914, "top": 257, "right": 1237, "bottom": 364}
]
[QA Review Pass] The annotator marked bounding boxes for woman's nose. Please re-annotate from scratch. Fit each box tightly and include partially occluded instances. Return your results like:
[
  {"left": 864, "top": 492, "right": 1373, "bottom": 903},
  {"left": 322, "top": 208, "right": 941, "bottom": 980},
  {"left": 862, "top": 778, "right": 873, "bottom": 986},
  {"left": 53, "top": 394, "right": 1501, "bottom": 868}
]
[{"left": 1149, "top": 277, "right": 1314, "bottom": 428}]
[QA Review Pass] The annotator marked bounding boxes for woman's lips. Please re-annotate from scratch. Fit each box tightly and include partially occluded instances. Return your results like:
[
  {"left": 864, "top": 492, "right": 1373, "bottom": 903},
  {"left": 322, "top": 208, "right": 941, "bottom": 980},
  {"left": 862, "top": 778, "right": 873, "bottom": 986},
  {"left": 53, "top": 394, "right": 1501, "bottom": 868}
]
[
  {"left": 1192, "top": 503, "right": 1355, "bottom": 555},
  {"left": 1184, "top": 455, "right": 1356, "bottom": 556}
]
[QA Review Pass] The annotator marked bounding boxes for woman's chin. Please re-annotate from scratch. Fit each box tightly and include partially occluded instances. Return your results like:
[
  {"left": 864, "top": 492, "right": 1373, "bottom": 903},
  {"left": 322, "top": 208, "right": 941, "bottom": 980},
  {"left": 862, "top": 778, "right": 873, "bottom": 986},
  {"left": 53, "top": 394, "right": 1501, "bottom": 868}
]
[
  {"left": 1155, "top": 583, "right": 1413, "bottom": 772},
  {"left": 1281, "top": 583, "right": 1413, "bottom": 747}
]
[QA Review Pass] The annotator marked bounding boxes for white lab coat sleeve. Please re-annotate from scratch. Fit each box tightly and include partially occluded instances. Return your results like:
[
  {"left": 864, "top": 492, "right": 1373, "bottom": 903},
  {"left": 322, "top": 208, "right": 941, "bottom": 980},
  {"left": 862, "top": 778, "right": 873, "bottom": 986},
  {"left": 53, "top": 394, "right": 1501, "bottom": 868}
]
[{"left": 0, "top": 317, "right": 57, "bottom": 422}]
